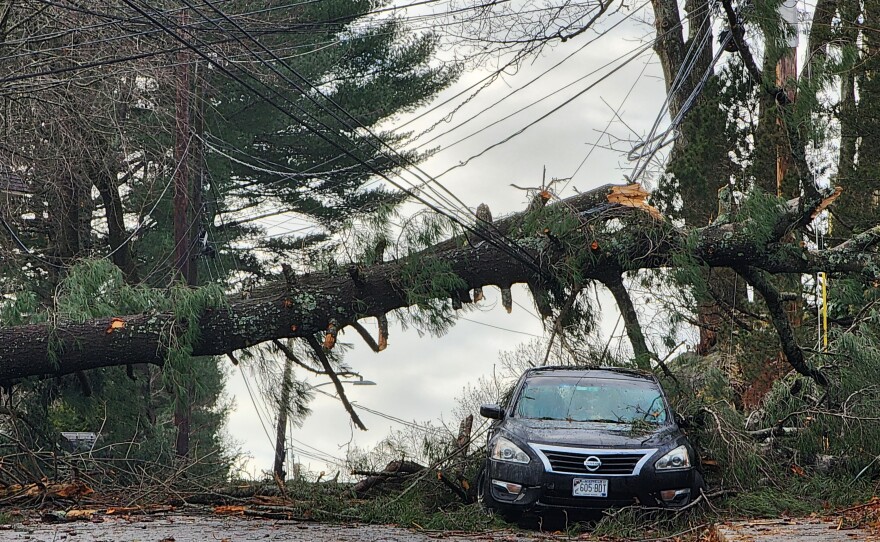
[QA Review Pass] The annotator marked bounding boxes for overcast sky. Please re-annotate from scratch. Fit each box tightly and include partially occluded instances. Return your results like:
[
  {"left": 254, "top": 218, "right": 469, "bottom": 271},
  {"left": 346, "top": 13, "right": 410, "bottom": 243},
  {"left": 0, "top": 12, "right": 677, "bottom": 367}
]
[{"left": 224, "top": 3, "right": 678, "bottom": 479}]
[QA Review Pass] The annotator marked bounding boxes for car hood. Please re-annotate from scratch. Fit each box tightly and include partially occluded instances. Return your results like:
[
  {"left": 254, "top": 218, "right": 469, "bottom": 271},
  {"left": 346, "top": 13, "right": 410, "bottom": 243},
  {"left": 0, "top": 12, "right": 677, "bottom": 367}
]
[{"left": 502, "top": 417, "right": 679, "bottom": 448}]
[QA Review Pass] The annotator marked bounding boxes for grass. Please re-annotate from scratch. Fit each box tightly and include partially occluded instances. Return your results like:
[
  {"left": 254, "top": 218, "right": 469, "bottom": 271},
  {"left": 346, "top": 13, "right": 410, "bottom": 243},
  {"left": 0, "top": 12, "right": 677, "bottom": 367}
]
[
  {"left": 719, "top": 472, "right": 877, "bottom": 518},
  {"left": 223, "top": 457, "right": 878, "bottom": 539},
  {"left": 0, "top": 512, "right": 22, "bottom": 525}
]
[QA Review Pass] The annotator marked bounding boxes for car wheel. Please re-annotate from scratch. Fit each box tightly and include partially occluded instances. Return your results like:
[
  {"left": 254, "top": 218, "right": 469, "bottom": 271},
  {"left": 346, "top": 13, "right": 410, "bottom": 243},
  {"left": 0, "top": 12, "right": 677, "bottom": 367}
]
[
  {"left": 476, "top": 464, "right": 522, "bottom": 522},
  {"left": 690, "top": 470, "right": 706, "bottom": 503},
  {"left": 476, "top": 463, "right": 498, "bottom": 513}
]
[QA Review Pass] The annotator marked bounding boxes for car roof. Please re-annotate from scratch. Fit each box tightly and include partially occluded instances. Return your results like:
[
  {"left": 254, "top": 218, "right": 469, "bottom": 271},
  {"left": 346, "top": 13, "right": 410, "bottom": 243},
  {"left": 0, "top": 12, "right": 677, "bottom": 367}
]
[{"left": 521, "top": 365, "right": 657, "bottom": 383}]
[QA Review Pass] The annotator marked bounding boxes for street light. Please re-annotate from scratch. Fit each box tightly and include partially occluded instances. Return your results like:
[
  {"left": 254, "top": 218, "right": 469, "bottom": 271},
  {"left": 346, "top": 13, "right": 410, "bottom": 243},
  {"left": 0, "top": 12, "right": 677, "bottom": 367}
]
[
  {"left": 308, "top": 375, "right": 377, "bottom": 390},
  {"left": 278, "top": 375, "right": 376, "bottom": 481}
]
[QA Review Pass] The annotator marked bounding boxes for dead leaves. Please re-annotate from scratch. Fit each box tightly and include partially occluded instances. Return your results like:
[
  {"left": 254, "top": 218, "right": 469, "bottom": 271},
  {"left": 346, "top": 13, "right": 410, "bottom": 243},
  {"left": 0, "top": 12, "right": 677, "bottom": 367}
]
[{"left": 0, "top": 480, "right": 94, "bottom": 501}]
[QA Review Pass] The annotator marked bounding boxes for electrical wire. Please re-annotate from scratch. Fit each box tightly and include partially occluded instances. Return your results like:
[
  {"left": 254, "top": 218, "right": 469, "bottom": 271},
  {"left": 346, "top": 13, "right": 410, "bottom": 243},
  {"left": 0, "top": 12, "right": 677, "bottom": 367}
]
[
  {"left": 564, "top": 56, "right": 651, "bottom": 191},
  {"left": 237, "top": 365, "right": 276, "bottom": 450},
  {"left": 193, "top": 0, "right": 482, "bottom": 214},
  {"left": 434, "top": 38, "right": 657, "bottom": 179},
  {"left": 406, "top": 1, "right": 650, "bottom": 151},
  {"left": 0, "top": 0, "right": 511, "bottom": 88},
  {"left": 126, "top": 0, "right": 547, "bottom": 280},
  {"left": 627, "top": 2, "right": 723, "bottom": 181}
]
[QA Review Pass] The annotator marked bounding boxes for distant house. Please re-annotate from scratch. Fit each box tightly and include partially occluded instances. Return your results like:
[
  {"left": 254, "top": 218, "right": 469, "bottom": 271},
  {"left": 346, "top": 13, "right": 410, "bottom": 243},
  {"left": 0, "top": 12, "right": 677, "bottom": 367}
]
[
  {"left": 0, "top": 166, "right": 30, "bottom": 197},
  {"left": 60, "top": 431, "right": 99, "bottom": 453}
]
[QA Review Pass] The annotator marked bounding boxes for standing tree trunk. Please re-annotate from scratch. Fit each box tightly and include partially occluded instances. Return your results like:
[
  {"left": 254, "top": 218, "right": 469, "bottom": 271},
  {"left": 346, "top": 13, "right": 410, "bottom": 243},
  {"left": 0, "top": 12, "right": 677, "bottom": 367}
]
[{"left": 173, "top": 8, "right": 193, "bottom": 459}]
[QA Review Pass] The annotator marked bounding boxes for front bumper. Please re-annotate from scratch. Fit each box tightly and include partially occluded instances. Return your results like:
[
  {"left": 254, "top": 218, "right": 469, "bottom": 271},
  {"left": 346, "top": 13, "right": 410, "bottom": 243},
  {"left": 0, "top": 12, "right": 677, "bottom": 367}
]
[{"left": 487, "top": 458, "right": 696, "bottom": 511}]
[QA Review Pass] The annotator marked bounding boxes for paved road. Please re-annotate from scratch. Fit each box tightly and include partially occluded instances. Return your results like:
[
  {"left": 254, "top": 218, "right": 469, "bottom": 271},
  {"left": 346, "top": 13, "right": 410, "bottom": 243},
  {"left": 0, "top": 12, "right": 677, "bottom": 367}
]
[
  {"left": 715, "top": 518, "right": 876, "bottom": 541},
  {"left": 4, "top": 514, "right": 877, "bottom": 541},
  {"left": 0, "top": 515, "right": 559, "bottom": 542}
]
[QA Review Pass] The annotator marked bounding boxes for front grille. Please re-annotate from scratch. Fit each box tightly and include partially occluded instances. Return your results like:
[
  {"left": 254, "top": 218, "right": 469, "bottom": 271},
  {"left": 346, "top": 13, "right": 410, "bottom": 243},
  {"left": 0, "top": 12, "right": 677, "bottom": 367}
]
[{"left": 539, "top": 449, "right": 646, "bottom": 475}]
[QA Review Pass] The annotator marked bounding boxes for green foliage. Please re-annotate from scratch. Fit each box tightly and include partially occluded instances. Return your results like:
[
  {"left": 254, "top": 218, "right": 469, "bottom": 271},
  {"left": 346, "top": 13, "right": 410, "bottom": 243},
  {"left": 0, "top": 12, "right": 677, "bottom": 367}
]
[
  {"left": 663, "top": 353, "right": 769, "bottom": 489},
  {"left": 734, "top": 189, "right": 788, "bottom": 246},
  {"left": 390, "top": 212, "right": 467, "bottom": 335},
  {"left": 351, "top": 482, "right": 498, "bottom": 531},
  {"left": 236, "top": 475, "right": 500, "bottom": 531},
  {"left": 723, "top": 475, "right": 875, "bottom": 518},
  {"left": 757, "top": 325, "right": 880, "bottom": 474},
  {"left": 4, "top": 259, "right": 233, "bottom": 476},
  {"left": 0, "top": 512, "right": 22, "bottom": 525},
  {"left": 206, "top": 0, "right": 458, "bottom": 262},
  {"left": 750, "top": 0, "right": 792, "bottom": 67},
  {"left": 0, "top": 290, "right": 41, "bottom": 325},
  {"left": 653, "top": 66, "right": 751, "bottom": 225},
  {"left": 399, "top": 256, "right": 466, "bottom": 333},
  {"left": 592, "top": 506, "right": 710, "bottom": 539}
]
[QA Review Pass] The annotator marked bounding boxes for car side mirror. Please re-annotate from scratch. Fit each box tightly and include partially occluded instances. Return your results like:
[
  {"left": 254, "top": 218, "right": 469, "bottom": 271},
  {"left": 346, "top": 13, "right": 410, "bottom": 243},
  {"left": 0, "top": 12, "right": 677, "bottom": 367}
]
[
  {"left": 480, "top": 404, "right": 505, "bottom": 420},
  {"left": 674, "top": 412, "right": 690, "bottom": 428}
]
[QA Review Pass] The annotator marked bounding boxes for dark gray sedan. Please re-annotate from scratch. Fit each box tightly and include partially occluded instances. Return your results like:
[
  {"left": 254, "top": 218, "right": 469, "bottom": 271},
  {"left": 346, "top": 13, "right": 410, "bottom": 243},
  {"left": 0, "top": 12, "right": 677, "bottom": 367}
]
[{"left": 478, "top": 367, "right": 702, "bottom": 517}]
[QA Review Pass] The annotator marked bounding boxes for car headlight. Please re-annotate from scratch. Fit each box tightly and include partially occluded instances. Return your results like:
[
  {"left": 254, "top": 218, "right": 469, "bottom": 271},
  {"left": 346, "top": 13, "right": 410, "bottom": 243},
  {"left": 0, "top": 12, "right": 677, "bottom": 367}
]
[
  {"left": 491, "top": 436, "right": 530, "bottom": 464},
  {"left": 655, "top": 445, "right": 691, "bottom": 470}
]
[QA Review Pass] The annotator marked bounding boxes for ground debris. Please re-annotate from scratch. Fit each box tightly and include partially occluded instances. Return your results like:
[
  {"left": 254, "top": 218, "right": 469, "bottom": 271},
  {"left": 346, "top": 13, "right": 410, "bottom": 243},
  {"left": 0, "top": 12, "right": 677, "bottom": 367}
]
[
  {"left": 2, "top": 514, "right": 566, "bottom": 542},
  {"left": 0, "top": 480, "right": 93, "bottom": 502},
  {"left": 713, "top": 499, "right": 880, "bottom": 541}
]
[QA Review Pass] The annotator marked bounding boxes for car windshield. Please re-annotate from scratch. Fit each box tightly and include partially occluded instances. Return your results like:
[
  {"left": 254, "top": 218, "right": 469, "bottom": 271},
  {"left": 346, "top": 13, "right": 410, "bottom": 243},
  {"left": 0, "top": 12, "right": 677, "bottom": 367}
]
[{"left": 514, "top": 375, "right": 668, "bottom": 424}]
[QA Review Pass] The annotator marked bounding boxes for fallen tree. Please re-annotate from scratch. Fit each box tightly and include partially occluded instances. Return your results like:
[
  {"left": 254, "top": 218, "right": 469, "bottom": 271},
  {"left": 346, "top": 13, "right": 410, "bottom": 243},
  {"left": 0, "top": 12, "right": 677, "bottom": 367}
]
[{"left": 0, "top": 183, "right": 875, "bottom": 385}]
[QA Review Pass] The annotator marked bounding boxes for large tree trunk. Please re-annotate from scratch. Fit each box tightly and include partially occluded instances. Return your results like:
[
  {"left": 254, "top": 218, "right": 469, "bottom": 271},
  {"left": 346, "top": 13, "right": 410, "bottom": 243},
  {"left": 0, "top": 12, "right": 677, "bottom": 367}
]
[{"left": 0, "top": 185, "right": 872, "bottom": 383}]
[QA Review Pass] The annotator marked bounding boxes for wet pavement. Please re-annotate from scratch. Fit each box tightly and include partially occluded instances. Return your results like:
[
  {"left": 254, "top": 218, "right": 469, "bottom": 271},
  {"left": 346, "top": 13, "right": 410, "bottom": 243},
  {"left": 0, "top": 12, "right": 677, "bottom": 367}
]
[
  {"left": 0, "top": 515, "right": 561, "bottom": 542},
  {"left": 714, "top": 518, "right": 876, "bottom": 541},
  {"left": 3, "top": 514, "right": 878, "bottom": 541}
]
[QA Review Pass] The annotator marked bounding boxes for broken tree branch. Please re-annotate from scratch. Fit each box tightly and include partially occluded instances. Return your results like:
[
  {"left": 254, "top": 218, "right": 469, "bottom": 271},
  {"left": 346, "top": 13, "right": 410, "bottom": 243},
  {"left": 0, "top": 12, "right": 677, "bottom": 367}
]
[
  {"left": 598, "top": 271, "right": 655, "bottom": 372},
  {"left": 349, "top": 321, "right": 381, "bottom": 353},
  {"left": 0, "top": 185, "right": 876, "bottom": 382},
  {"left": 720, "top": 0, "right": 763, "bottom": 84},
  {"left": 735, "top": 266, "right": 828, "bottom": 386},
  {"left": 271, "top": 339, "right": 326, "bottom": 375},
  {"left": 305, "top": 335, "right": 367, "bottom": 431}
]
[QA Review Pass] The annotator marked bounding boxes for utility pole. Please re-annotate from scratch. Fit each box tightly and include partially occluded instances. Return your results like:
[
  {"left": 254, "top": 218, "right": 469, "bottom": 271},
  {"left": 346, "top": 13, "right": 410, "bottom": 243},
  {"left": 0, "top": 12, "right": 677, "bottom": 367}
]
[
  {"left": 273, "top": 351, "right": 295, "bottom": 481},
  {"left": 173, "top": 8, "right": 193, "bottom": 458}
]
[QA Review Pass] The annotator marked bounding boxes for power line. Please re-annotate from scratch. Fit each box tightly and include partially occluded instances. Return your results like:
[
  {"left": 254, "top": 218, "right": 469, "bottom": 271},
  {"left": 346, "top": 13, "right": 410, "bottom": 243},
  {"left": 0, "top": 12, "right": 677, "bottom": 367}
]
[
  {"left": 0, "top": 0, "right": 507, "bottom": 86},
  {"left": 435, "top": 39, "right": 657, "bottom": 179},
  {"left": 405, "top": 2, "right": 648, "bottom": 152},
  {"left": 126, "top": 0, "right": 547, "bottom": 280}
]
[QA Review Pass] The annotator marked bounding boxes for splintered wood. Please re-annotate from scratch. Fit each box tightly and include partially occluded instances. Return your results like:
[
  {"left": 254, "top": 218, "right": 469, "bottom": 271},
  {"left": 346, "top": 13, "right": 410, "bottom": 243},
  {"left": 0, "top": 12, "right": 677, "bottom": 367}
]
[
  {"left": 811, "top": 186, "right": 843, "bottom": 219},
  {"left": 606, "top": 183, "right": 664, "bottom": 220}
]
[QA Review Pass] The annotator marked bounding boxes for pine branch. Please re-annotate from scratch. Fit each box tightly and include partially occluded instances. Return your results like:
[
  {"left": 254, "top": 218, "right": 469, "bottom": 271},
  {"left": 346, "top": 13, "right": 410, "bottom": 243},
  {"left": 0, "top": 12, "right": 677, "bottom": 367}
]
[
  {"left": 349, "top": 321, "right": 381, "bottom": 353},
  {"left": 305, "top": 335, "right": 367, "bottom": 431},
  {"left": 271, "top": 339, "right": 326, "bottom": 375},
  {"left": 735, "top": 266, "right": 828, "bottom": 386}
]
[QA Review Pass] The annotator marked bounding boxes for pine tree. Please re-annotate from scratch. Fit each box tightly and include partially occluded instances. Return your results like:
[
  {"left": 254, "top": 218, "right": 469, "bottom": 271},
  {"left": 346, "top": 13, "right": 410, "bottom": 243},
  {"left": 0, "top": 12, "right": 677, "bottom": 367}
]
[{"left": 0, "top": 0, "right": 456, "bottom": 476}]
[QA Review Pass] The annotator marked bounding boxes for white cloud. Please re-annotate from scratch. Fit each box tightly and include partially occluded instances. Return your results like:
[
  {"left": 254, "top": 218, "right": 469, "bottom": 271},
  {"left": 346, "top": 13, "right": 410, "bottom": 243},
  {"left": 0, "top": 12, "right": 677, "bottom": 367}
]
[{"left": 227, "top": 12, "right": 675, "bottom": 478}]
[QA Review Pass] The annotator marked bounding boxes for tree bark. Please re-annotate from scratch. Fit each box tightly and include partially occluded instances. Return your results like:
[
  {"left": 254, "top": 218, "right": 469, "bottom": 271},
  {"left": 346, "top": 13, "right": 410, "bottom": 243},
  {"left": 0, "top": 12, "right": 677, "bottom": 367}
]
[{"left": 735, "top": 266, "right": 828, "bottom": 385}]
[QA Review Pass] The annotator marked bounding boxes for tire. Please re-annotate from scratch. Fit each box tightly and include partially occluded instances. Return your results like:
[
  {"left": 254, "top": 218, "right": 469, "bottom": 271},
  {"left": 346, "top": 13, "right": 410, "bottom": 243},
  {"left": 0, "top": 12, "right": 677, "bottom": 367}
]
[
  {"left": 476, "top": 463, "right": 498, "bottom": 514},
  {"left": 476, "top": 463, "right": 522, "bottom": 522},
  {"left": 690, "top": 470, "right": 706, "bottom": 504}
]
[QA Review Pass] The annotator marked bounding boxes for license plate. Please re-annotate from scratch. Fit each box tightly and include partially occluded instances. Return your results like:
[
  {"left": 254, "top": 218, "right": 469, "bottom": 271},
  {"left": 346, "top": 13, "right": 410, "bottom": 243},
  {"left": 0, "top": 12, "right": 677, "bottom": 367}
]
[{"left": 572, "top": 478, "right": 608, "bottom": 497}]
